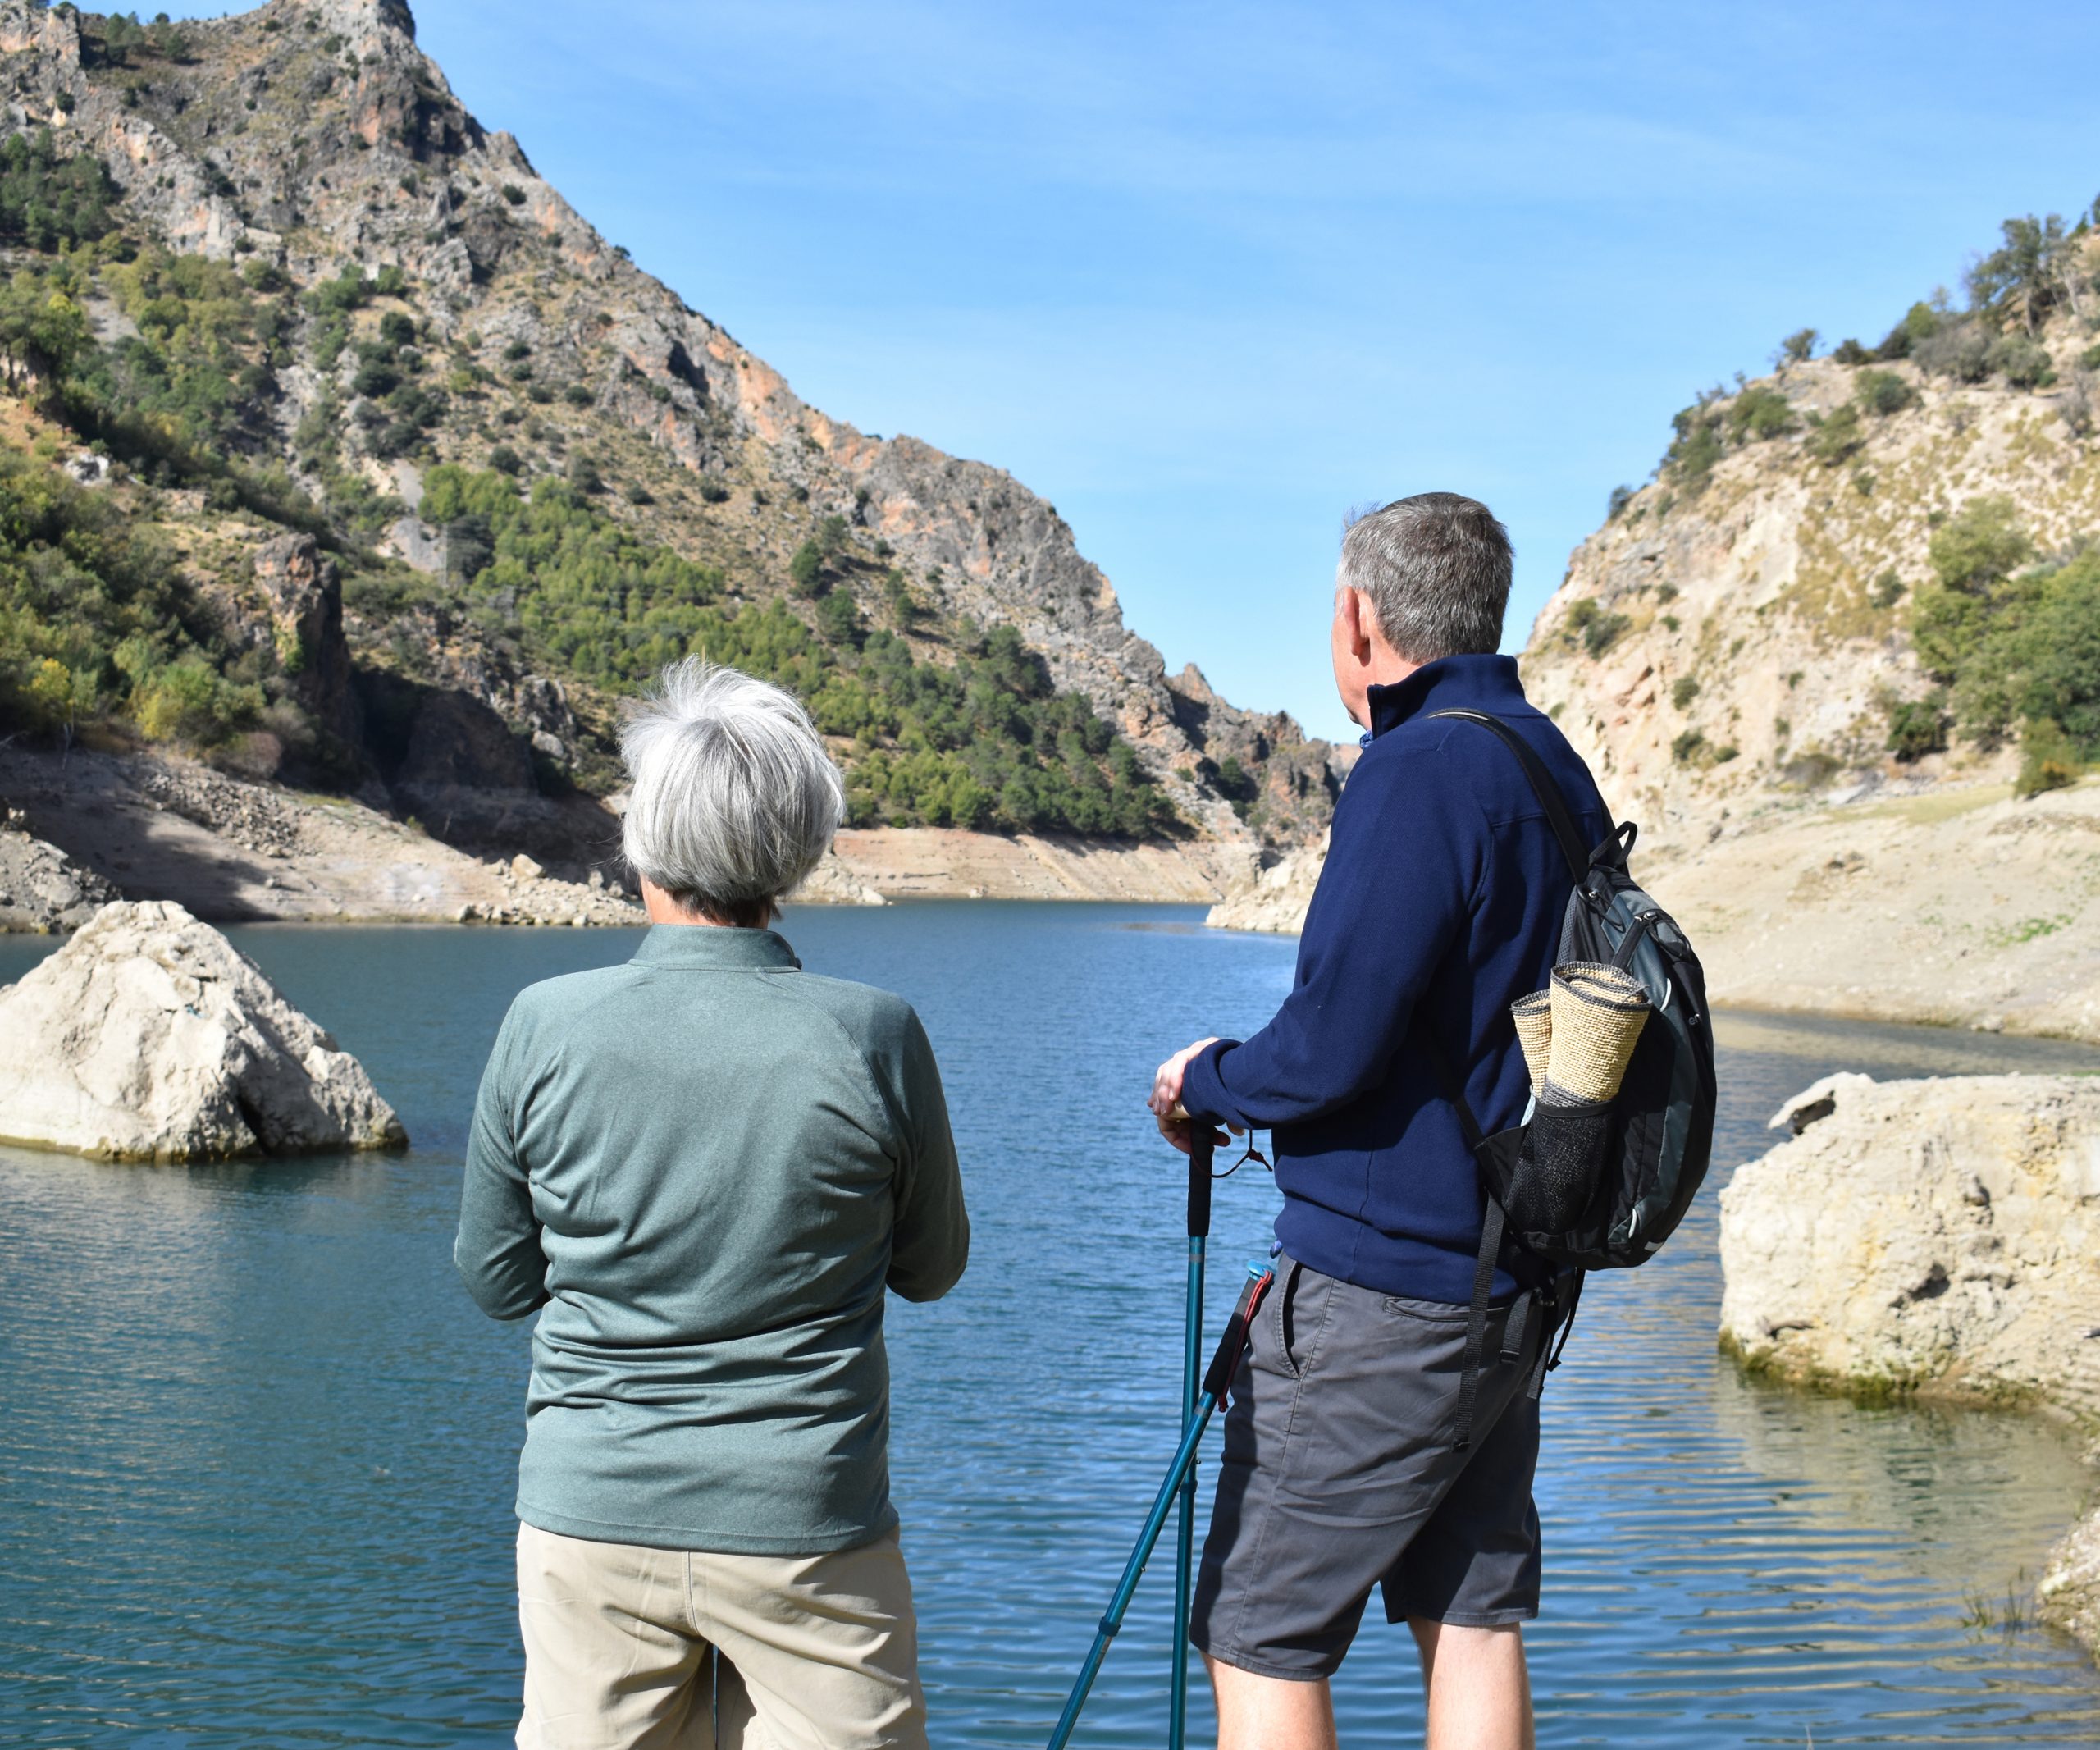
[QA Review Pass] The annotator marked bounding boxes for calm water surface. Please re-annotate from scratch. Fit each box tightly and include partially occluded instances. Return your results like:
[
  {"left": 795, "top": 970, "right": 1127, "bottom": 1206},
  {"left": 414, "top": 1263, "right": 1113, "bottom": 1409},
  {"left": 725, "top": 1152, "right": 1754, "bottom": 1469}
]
[{"left": 1, "top": 905, "right": 2097, "bottom": 1747}]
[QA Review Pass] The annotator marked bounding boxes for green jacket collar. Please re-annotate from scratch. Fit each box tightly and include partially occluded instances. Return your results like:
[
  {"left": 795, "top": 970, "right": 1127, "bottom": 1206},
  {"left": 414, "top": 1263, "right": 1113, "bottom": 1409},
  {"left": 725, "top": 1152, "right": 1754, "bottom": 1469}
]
[{"left": 629, "top": 926, "right": 802, "bottom": 971}]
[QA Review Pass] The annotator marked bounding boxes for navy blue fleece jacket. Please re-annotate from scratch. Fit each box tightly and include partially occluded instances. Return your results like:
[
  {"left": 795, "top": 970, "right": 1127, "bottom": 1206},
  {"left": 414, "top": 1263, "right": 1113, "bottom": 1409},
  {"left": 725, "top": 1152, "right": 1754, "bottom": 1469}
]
[{"left": 1183, "top": 654, "right": 1609, "bottom": 1303}]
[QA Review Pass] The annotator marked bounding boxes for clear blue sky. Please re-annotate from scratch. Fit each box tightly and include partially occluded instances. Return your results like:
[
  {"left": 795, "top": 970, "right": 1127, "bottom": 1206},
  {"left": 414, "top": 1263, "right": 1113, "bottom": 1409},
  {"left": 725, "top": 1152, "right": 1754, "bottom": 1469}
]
[{"left": 202, "top": 2, "right": 2100, "bottom": 739}]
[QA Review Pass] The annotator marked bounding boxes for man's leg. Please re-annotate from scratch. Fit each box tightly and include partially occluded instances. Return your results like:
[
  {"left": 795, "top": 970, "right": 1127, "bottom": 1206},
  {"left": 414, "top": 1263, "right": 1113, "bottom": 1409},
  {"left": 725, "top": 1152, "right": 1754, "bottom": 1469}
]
[
  {"left": 1206, "top": 1656, "right": 1335, "bottom": 1750},
  {"left": 1407, "top": 1619, "right": 1535, "bottom": 1750}
]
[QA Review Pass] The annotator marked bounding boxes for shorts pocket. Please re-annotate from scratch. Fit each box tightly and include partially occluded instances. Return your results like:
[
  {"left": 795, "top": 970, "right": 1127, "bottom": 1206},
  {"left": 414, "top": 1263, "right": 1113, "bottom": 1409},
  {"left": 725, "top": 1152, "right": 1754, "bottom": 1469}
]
[{"left": 1377, "top": 1293, "right": 1476, "bottom": 1324}]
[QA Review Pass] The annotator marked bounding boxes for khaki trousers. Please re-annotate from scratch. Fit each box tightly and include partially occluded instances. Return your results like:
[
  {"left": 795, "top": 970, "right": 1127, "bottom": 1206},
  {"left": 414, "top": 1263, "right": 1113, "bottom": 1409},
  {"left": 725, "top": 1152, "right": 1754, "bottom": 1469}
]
[{"left": 515, "top": 1522, "right": 929, "bottom": 1750}]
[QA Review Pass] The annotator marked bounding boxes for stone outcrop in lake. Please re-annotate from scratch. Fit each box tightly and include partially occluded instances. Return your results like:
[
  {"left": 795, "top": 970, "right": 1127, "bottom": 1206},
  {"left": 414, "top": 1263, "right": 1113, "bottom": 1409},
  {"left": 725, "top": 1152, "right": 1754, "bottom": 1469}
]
[
  {"left": 0, "top": 900, "right": 406, "bottom": 1160},
  {"left": 1718, "top": 1071, "right": 2100, "bottom": 1661},
  {"left": 1206, "top": 829, "right": 1326, "bottom": 933}
]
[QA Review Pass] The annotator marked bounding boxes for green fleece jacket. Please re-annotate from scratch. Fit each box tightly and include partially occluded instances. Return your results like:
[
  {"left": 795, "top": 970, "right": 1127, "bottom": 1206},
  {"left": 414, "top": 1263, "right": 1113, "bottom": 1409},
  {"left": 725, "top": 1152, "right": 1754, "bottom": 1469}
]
[{"left": 455, "top": 925, "right": 969, "bottom": 1555}]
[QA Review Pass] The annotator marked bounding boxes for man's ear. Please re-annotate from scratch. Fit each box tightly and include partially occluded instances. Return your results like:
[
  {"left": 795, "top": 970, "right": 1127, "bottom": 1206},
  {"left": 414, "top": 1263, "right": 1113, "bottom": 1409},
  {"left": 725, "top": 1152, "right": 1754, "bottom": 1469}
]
[{"left": 1339, "top": 586, "right": 1374, "bottom": 662}]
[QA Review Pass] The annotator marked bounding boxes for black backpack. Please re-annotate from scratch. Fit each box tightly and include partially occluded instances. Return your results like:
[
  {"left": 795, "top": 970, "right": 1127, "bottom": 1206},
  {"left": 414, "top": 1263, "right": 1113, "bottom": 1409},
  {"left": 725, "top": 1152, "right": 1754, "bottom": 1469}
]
[{"left": 1419, "top": 710, "right": 1719, "bottom": 1449}]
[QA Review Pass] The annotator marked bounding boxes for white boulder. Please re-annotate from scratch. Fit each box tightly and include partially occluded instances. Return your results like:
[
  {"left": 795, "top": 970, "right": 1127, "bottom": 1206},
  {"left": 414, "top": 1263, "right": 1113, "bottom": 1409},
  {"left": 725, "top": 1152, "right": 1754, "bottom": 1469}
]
[
  {"left": 0, "top": 900, "right": 406, "bottom": 1160},
  {"left": 1718, "top": 1071, "right": 2100, "bottom": 1661}
]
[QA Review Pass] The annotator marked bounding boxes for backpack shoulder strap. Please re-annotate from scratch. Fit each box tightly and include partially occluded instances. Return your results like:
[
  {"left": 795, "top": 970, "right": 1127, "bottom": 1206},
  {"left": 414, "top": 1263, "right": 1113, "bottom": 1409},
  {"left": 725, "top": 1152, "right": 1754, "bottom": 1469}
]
[{"left": 1427, "top": 708, "right": 1589, "bottom": 884}]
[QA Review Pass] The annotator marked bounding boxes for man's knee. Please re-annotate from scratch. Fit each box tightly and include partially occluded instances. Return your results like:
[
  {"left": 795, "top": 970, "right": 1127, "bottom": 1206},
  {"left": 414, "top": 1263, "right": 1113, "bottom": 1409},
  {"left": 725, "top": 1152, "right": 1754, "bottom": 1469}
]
[
  {"left": 1407, "top": 1615, "right": 1526, "bottom": 1674},
  {"left": 1205, "top": 1656, "right": 1336, "bottom": 1750}
]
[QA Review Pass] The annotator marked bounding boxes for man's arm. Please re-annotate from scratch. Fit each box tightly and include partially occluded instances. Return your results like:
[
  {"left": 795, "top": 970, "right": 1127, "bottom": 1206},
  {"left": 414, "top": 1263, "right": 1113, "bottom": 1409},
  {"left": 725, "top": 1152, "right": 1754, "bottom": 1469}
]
[
  {"left": 884, "top": 1007, "right": 970, "bottom": 1304},
  {"left": 1182, "top": 747, "right": 1485, "bottom": 1129},
  {"left": 454, "top": 1007, "right": 550, "bottom": 1322}
]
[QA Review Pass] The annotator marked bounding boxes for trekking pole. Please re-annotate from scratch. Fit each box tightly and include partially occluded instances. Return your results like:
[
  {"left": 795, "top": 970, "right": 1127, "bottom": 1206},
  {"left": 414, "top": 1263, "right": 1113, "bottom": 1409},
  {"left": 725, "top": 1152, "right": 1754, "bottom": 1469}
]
[
  {"left": 1045, "top": 1260, "right": 1273, "bottom": 1750},
  {"left": 1170, "top": 1127, "right": 1212, "bottom": 1750}
]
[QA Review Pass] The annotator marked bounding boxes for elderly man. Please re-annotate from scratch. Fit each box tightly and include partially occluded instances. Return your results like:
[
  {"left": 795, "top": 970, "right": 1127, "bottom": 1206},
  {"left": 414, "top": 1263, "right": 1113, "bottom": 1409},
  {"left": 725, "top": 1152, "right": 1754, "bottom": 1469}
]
[
  {"left": 1151, "top": 494, "right": 1608, "bottom": 1750},
  {"left": 457, "top": 660, "right": 968, "bottom": 1750}
]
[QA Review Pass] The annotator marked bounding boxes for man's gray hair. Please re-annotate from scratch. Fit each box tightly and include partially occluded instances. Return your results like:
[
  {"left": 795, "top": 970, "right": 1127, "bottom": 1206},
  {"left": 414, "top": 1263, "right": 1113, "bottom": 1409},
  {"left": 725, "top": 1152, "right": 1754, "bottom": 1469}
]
[
  {"left": 620, "top": 660, "right": 844, "bottom": 919},
  {"left": 1338, "top": 492, "right": 1512, "bottom": 662}
]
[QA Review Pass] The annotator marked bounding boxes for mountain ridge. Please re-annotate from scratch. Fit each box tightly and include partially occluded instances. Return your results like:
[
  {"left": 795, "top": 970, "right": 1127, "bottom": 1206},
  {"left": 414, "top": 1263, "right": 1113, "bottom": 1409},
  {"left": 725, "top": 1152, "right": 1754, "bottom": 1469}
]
[{"left": 0, "top": 0, "right": 1342, "bottom": 902}]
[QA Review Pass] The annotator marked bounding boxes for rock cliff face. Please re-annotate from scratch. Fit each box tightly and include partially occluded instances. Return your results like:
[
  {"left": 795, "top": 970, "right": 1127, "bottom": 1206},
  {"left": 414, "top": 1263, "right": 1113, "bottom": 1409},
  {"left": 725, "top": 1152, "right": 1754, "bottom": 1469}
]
[
  {"left": 1717, "top": 1071, "right": 2100, "bottom": 1660},
  {"left": 0, "top": 898, "right": 406, "bottom": 1157},
  {"left": 1522, "top": 325, "right": 2100, "bottom": 821},
  {"left": 0, "top": 0, "right": 1333, "bottom": 870},
  {"left": 1206, "top": 829, "right": 1325, "bottom": 934}
]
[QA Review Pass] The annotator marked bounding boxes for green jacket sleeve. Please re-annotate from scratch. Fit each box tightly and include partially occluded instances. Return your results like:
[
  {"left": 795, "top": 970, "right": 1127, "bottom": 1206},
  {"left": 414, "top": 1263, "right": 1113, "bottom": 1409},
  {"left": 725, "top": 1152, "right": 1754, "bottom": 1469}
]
[
  {"left": 883, "top": 1007, "right": 969, "bottom": 1304},
  {"left": 455, "top": 1005, "right": 550, "bottom": 1321}
]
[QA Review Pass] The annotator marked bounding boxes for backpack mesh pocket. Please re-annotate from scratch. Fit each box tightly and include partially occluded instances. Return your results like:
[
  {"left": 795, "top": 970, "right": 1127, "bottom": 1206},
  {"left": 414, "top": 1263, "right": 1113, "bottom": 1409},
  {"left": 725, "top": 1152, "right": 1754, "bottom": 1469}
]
[{"left": 1507, "top": 1097, "right": 1615, "bottom": 1233}]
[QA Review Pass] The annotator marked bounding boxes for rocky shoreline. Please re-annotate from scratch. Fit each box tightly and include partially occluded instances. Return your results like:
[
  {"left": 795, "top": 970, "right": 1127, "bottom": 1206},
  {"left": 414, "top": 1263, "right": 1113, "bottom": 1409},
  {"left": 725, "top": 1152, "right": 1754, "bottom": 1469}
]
[
  {"left": 1204, "top": 774, "right": 2100, "bottom": 1047},
  {"left": 1718, "top": 1071, "right": 2100, "bottom": 1662},
  {"left": 0, "top": 744, "right": 1246, "bottom": 932}
]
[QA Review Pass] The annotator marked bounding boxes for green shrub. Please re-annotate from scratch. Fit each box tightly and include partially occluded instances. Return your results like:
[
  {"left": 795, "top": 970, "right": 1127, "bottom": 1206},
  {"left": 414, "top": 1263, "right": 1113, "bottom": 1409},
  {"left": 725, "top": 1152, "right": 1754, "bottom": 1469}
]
[
  {"left": 1564, "top": 598, "right": 1629, "bottom": 659},
  {"left": 2016, "top": 717, "right": 2081, "bottom": 797},
  {"left": 1807, "top": 403, "right": 1863, "bottom": 467},
  {"left": 1874, "top": 301, "right": 1942, "bottom": 361},
  {"left": 788, "top": 540, "right": 824, "bottom": 596},
  {"left": 1915, "top": 321, "right": 1991, "bottom": 382},
  {"left": 1852, "top": 369, "right": 1915, "bottom": 416},
  {"left": 1670, "top": 675, "right": 1699, "bottom": 710},
  {"left": 1987, "top": 332, "right": 2055, "bottom": 388},
  {"left": 1777, "top": 328, "right": 1818, "bottom": 364},
  {"left": 1670, "top": 728, "right": 1708, "bottom": 765},
  {"left": 697, "top": 477, "right": 731, "bottom": 504},
  {"left": 1869, "top": 572, "right": 1906, "bottom": 610},
  {"left": 1884, "top": 695, "right": 1948, "bottom": 761},
  {"left": 1606, "top": 484, "right": 1634, "bottom": 521},
  {"left": 1664, "top": 405, "right": 1725, "bottom": 491},
  {"left": 1829, "top": 338, "right": 1872, "bottom": 365},
  {"left": 1728, "top": 383, "right": 1795, "bottom": 442},
  {"left": 1928, "top": 496, "right": 2032, "bottom": 594}
]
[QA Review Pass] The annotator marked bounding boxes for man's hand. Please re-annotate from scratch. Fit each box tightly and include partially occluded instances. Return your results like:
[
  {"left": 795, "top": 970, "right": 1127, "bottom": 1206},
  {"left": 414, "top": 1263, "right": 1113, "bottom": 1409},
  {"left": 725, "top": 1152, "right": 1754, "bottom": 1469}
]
[{"left": 1150, "top": 1038, "right": 1230, "bottom": 1156}]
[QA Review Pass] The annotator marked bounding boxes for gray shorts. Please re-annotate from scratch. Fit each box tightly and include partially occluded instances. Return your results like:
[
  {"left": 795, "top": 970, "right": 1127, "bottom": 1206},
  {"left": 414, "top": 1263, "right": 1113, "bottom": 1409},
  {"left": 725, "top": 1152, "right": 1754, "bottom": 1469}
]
[{"left": 1190, "top": 1254, "right": 1548, "bottom": 1681}]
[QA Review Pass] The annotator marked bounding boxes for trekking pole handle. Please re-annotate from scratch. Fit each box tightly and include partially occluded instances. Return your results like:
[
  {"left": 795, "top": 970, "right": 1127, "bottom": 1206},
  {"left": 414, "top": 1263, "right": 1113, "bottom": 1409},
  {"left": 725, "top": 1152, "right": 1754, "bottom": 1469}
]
[{"left": 1188, "top": 1125, "right": 1213, "bottom": 1239}]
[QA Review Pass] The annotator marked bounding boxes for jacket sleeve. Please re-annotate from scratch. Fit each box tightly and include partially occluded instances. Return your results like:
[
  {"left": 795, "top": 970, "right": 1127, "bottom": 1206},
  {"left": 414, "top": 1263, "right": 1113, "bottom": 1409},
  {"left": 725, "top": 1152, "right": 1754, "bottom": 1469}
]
[
  {"left": 1182, "top": 744, "right": 1486, "bottom": 1129},
  {"left": 883, "top": 1006, "right": 970, "bottom": 1304},
  {"left": 454, "top": 1004, "right": 550, "bottom": 1322}
]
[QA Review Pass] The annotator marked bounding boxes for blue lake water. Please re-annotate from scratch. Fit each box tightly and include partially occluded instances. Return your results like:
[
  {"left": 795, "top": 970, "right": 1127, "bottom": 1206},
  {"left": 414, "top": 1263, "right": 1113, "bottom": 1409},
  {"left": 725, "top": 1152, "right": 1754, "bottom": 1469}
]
[{"left": 1, "top": 902, "right": 2098, "bottom": 1748}]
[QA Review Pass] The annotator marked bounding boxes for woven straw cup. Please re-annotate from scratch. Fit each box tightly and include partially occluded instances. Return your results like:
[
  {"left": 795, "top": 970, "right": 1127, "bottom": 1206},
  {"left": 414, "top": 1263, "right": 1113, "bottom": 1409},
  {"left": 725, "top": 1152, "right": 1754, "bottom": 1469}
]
[
  {"left": 1510, "top": 989, "right": 1554, "bottom": 1095},
  {"left": 1544, "top": 962, "right": 1651, "bottom": 1104}
]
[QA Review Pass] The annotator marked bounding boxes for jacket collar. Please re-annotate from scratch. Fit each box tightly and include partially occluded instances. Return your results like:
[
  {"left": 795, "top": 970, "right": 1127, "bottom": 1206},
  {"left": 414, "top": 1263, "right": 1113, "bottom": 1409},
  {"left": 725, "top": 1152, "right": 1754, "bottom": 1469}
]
[
  {"left": 1364, "top": 653, "right": 1527, "bottom": 742},
  {"left": 630, "top": 925, "right": 802, "bottom": 971}
]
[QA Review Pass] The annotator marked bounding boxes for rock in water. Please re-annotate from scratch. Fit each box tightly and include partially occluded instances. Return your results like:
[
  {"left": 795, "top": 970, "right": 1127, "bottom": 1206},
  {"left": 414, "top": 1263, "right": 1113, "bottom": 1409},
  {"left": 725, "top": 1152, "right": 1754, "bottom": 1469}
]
[
  {"left": 1719, "top": 1072, "right": 2100, "bottom": 1406},
  {"left": 0, "top": 900, "right": 407, "bottom": 1160},
  {"left": 1718, "top": 1071, "right": 2100, "bottom": 1662},
  {"left": 1206, "top": 831, "right": 1326, "bottom": 934}
]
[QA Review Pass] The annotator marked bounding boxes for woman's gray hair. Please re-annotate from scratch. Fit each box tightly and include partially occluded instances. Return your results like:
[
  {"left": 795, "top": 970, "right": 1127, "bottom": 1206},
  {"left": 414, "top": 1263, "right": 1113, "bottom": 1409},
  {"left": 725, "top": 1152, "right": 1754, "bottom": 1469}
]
[{"left": 620, "top": 660, "right": 844, "bottom": 921}]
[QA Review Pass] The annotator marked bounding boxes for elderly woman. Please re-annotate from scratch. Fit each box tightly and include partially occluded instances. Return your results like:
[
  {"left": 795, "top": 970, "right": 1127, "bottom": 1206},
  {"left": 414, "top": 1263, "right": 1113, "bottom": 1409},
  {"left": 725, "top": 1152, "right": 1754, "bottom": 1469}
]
[{"left": 455, "top": 660, "right": 968, "bottom": 1750}]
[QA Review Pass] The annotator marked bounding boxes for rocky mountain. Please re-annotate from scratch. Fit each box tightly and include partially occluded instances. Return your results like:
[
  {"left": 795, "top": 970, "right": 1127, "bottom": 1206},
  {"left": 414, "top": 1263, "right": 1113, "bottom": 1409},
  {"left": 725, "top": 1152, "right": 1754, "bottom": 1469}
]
[
  {"left": 0, "top": 0, "right": 1340, "bottom": 893},
  {"left": 1213, "top": 202, "right": 2100, "bottom": 1047},
  {"left": 1525, "top": 215, "right": 2100, "bottom": 829}
]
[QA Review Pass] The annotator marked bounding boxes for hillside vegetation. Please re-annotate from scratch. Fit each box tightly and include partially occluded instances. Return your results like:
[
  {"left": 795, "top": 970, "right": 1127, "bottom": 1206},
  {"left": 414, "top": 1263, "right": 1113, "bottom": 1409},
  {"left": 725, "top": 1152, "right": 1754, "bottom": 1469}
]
[
  {"left": 0, "top": 0, "right": 1335, "bottom": 860},
  {"left": 1525, "top": 196, "right": 2100, "bottom": 823}
]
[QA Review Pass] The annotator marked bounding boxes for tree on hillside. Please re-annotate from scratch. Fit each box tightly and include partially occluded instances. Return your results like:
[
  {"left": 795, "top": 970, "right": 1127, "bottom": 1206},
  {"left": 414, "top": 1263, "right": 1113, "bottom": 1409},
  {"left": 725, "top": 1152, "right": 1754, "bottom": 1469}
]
[
  {"left": 1966, "top": 213, "right": 2088, "bottom": 332},
  {"left": 1775, "top": 327, "right": 1818, "bottom": 366}
]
